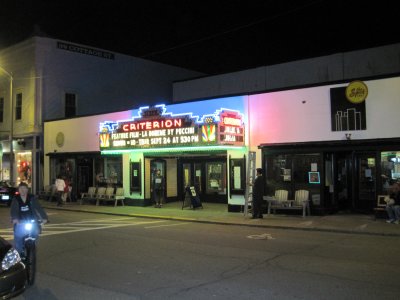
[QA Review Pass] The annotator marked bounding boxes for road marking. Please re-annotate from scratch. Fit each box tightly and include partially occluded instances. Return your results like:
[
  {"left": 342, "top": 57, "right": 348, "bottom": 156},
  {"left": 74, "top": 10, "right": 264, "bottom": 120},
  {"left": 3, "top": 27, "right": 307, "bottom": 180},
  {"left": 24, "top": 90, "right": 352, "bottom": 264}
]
[
  {"left": 356, "top": 224, "right": 368, "bottom": 230},
  {"left": 145, "top": 223, "right": 187, "bottom": 229},
  {"left": 298, "top": 221, "right": 313, "bottom": 226},
  {"left": 247, "top": 233, "right": 275, "bottom": 240},
  {"left": 1, "top": 218, "right": 170, "bottom": 240},
  {"left": 41, "top": 220, "right": 167, "bottom": 236},
  {"left": 1, "top": 235, "right": 14, "bottom": 241}
]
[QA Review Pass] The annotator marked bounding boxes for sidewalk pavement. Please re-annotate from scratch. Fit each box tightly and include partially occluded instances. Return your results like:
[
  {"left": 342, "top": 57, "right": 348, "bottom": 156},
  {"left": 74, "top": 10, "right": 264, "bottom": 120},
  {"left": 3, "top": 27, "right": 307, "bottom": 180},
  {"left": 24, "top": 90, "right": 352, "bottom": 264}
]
[{"left": 40, "top": 200, "right": 400, "bottom": 237}]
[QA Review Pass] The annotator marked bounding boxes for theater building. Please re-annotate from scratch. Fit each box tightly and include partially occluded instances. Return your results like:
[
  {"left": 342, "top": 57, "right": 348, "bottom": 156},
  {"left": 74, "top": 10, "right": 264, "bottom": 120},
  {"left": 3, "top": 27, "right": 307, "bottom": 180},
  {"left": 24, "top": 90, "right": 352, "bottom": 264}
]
[{"left": 44, "top": 96, "right": 249, "bottom": 210}]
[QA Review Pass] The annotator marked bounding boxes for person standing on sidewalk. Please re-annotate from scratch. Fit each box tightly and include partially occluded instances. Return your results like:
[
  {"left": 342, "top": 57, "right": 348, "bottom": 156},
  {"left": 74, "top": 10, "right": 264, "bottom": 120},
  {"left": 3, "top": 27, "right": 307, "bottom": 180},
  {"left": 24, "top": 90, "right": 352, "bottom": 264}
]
[
  {"left": 152, "top": 169, "right": 165, "bottom": 208},
  {"left": 55, "top": 175, "right": 66, "bottom": 207},
  {"left": 386, "top": 182, "right": 400, "bottom": 224},
  {"left": 251, "top": 168, "right": 265, "bottom": 219}
]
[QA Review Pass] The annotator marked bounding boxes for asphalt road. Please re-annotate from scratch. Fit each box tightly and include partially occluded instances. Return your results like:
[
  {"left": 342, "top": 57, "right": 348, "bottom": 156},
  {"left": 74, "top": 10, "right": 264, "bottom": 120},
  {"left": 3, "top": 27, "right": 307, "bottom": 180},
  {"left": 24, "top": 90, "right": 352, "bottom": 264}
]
[{"left": 0, "top": 207, "right": 399, "bottom": 300}]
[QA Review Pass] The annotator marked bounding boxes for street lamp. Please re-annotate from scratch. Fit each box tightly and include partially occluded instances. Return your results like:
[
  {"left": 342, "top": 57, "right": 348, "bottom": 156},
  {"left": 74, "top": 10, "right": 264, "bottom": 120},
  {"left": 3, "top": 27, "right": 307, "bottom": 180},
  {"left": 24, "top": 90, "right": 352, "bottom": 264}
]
[{"left": 0, "top": 66, "right": 13, "bottom": 185}]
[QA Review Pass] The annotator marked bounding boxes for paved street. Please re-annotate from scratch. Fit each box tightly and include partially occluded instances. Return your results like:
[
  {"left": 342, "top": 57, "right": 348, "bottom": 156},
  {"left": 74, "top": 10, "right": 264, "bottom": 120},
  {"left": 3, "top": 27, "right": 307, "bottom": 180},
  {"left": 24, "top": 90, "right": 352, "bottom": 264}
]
[{"left": 0, "top": 207, "right": 399, "bottom": 299}]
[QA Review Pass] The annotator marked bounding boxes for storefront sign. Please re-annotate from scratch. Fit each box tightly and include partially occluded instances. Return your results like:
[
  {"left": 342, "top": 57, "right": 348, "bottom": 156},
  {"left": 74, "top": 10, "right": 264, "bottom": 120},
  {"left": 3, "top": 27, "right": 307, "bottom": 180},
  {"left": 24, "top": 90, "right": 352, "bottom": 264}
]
[
  {"left": 99, "top": 105, "right": 245, "bottom": 151},
  {"left": 57, "top": 41, "right": 115, "bottom": 60},
  {"left": 345, "top": 80, "right": 368, "bottom": 103}
]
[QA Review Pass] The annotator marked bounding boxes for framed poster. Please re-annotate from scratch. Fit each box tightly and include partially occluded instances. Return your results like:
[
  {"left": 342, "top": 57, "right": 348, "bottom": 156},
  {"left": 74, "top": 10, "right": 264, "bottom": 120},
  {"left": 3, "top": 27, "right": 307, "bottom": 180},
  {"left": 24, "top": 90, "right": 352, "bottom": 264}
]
[
  {"left": 130, "top": 160, "right": 141, "bottom": 194},
  {"left": 308, "top": 171, "right": 320, "bottom": 184}
]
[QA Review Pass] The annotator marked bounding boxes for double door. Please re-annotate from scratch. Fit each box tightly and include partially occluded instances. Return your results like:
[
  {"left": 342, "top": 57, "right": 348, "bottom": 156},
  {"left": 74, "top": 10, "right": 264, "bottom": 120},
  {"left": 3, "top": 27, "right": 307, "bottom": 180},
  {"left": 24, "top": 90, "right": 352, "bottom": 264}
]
[
  {"left": 335, "top": 152, "right": 376, "bottom": 212},
  {"left": 180, "top": 158, "right": 227, "bottom": 203}
]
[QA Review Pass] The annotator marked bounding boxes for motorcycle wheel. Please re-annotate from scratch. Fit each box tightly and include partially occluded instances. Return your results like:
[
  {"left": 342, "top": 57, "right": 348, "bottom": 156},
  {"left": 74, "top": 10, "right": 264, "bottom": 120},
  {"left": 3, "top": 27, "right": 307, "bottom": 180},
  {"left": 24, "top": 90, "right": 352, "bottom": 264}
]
[{"left": 25, "top": 241, "right": 37, "bottom": 286}]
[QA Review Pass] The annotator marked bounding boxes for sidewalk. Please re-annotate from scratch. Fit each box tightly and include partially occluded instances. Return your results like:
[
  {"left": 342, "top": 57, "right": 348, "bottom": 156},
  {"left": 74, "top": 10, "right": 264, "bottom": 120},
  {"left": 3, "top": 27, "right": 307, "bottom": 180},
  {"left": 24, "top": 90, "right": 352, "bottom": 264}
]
[{"left": 40, "top": 200, "right": 400, "bottom": 237}]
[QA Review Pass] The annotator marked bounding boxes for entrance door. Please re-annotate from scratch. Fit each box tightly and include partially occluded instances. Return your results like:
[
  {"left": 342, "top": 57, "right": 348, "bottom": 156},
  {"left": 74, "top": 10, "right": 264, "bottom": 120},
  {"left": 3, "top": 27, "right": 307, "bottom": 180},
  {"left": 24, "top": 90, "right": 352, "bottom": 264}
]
[
  {"left": 150, "top": 159, "right": 166, "bottom": 201},
  {"left": 355, "top": 153, "right": 376, "bottom": 211},
  {"left": 336, "top": 153, "right": 353, "bottom": 211},
  {"left": 334, "top": 152, "right": 376, "bottom": 212},
  {"left": 180, "top": 158, "right": 226, "bottom": 203}
]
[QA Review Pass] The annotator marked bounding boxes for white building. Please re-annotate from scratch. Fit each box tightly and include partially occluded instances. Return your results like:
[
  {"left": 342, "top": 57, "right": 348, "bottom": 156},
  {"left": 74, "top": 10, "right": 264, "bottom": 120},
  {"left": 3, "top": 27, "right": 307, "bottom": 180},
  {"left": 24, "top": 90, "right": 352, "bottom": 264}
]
[{"left": 0, "top": 36, "right": 202, "bottom": 191}]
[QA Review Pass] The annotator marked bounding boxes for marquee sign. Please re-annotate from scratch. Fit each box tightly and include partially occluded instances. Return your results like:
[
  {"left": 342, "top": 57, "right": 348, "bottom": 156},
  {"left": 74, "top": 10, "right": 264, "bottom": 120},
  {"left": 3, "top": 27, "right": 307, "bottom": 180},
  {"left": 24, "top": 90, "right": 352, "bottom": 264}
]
[{"left": 99, "top": 105, "right": 245, "bottom": 151}]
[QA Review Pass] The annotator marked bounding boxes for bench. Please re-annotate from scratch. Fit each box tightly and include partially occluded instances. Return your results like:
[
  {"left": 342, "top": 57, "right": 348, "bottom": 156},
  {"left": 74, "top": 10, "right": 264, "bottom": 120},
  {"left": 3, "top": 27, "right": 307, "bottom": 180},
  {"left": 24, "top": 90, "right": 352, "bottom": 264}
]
[
  {"left": 266, "top": 189, "right": 311, "bottom": 217},
  {"left": 96, "top": 187, "right": 125, "bottom": 206},
  {"left": 38, "top": 185, "right": 56, "bottom": 201},
  {"left": 80, "top": 187, "right": 97, "bottom": 205}
]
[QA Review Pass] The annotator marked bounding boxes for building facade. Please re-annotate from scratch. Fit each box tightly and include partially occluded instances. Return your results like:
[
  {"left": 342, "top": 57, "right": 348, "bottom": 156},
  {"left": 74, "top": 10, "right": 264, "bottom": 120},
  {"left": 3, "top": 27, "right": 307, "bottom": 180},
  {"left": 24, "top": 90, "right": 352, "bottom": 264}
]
[
  {"left": 0, "top": 36, "right": 202, "bottom": 191},
  {"left": 44, "top": 75, "right": 400, "bottom": 213},
  {"left": 44, "top": 96, "right": 248, "bottom": 209}
]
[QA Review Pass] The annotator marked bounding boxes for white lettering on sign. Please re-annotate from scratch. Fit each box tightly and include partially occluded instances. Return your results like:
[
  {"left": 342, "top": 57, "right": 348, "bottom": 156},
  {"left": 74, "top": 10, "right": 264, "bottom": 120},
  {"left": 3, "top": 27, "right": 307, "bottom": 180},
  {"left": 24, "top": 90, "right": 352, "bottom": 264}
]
[
  {"left": 224, "top": 135, "right": 236, "bottom": 142},
  {"left": 175, "top": 127, "right": 195, "bottom": 135},
  {"left": 223, "top": 117, "right": 241, "bottom": 126},
  {"left": 122, "top": 119, "right": 182, "bottom": 132},
  {"left": 112, "top": 132, "right": 129, "bottom": 139},
  {"left": 113, "top": 140, "right": 126, "bottom": 146}
]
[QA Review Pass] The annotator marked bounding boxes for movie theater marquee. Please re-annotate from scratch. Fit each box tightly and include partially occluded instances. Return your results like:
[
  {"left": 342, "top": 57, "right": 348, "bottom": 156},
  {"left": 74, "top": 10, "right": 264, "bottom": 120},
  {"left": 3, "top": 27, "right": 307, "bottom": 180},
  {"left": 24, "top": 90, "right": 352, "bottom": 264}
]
[{"left": 99, "top": 105, "right": 245, "bottom": 150}]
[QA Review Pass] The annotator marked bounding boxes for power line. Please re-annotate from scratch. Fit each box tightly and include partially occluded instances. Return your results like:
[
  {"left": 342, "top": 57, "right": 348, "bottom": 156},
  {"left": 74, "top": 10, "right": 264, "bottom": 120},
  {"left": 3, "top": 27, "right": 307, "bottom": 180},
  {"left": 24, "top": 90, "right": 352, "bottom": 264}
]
[{"left": 140, "top": 0, "right": 323, "bottom": 59}]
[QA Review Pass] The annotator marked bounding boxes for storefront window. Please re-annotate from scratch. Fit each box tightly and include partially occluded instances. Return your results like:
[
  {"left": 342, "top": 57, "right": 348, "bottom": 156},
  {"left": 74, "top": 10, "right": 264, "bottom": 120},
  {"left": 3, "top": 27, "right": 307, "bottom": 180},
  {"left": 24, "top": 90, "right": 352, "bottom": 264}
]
[
  {"left": 50, "top": 157, "right": 75, "bottom": 186},
  {"left": 381, "top": 151, "right": 400, "bottom": 194},
  {"left": 265, "top": 154, "right": 292, "bottom": 196},
  {"left": 16, "top": 151, "right": 32, "bottom": 187},
  {"left": 265, "top": 153, "right": 321, "bottom": 204},
  {"left": 95, "top": 156, "right": 122, "bottom": 187},
  {"left": 206, "top": 162, "right": 226, "bottom": 194}
]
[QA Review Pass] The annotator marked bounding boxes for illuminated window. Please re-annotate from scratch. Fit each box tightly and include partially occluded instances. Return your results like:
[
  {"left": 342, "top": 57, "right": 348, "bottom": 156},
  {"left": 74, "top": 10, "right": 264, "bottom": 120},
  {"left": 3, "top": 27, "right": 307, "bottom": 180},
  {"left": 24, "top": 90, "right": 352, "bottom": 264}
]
[
  {"left": 16, "top": 151, "right": 32, "bottom": 187},
  {"left": 65, "top": 93, "right": 76, "bottom": 118},
  {"left": 15, "top": 93, "right": 22, "bottom": 120},
  {"left": 381, "top": 151, "right": 400, "bottom": 194},
  {"left": 0, "top": 97, "right": 3, "bottom": 122},
  {"left": 206, "top": 162, "right": 226, "bottom": 194}
]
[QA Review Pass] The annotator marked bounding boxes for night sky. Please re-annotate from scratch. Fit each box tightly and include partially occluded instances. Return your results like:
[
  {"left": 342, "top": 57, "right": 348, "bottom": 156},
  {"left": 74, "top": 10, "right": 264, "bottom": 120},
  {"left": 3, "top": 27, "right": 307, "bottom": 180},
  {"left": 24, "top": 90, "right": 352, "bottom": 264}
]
[{"left": 1, "top": 0, "right": 399, "bottom": 75}]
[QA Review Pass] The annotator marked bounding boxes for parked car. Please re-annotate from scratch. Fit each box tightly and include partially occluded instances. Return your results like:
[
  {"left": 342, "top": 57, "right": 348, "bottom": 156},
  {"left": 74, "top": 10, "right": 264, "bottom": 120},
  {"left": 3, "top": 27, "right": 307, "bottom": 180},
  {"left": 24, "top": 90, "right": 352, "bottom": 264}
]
[
  {"left": 0, "top": 182, "right": 18, "bottom": 207},
  {"left": 0, "top": 236, "right": 26, "bottom": 298}
]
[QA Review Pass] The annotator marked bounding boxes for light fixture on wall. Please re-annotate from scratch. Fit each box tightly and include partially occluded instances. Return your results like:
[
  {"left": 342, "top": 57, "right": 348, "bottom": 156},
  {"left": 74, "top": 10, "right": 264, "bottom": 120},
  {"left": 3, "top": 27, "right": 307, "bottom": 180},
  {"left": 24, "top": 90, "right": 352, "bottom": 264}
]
[{"left": 345, "top": 133, "right": 352, "bottom": 140}]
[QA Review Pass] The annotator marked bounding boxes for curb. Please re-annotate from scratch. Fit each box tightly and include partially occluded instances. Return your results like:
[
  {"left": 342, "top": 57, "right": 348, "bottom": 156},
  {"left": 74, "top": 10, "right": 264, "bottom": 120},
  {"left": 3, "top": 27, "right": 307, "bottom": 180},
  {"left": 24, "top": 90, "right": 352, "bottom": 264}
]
[{"left": 43, "top": 206, "right": 400, "bottom": 238}]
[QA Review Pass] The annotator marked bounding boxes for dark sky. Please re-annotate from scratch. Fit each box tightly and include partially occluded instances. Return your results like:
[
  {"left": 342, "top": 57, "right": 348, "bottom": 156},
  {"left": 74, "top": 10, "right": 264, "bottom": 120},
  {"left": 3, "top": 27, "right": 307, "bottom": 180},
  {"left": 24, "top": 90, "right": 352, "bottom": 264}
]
[{"left": 1, "top": 0, "right": 399, "bottom": 75}]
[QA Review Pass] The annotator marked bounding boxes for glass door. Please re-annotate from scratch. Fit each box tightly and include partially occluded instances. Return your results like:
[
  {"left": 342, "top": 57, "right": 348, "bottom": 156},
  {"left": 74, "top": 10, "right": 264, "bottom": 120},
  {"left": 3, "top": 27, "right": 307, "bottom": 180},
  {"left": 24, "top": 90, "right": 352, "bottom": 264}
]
[
  {"left": 335, "top": 153, "right": 353, "bottom": 211},
  {"left": 355, "top": 153, "right": 376, "bottom": 211},
  {"left": 194, "top": 163, "right": 202, "bottom": 193},
  {"left": 182, "top": 163, "right": 191, "bottom": 188}
]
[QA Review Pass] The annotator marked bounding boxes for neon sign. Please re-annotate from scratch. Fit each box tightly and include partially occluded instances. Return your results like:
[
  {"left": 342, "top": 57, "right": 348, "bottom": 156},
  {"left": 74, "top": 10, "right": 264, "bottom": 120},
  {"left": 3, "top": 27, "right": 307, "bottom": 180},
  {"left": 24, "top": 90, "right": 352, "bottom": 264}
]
[{"left": 99, "top": 105, "right": 245, "bottom": 150}]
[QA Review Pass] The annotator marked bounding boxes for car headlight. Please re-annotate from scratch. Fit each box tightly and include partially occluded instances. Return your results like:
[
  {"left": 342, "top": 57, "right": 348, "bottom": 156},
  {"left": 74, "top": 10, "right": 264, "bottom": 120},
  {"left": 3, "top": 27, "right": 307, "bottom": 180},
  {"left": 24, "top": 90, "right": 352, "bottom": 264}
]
[{"left": 1, "top": 248, "right": 21, "bottom": 271}]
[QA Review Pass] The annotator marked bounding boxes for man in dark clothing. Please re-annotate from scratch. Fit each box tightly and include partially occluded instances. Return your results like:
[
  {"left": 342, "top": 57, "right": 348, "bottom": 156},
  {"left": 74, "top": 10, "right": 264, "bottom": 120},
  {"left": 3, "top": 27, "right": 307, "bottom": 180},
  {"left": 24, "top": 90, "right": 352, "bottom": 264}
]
[
  {"left": 252, "top": 168, "right": 265, "bottom": 219},
  {"left": 10, "top": 182, "right": 48, "bottom": 255}
]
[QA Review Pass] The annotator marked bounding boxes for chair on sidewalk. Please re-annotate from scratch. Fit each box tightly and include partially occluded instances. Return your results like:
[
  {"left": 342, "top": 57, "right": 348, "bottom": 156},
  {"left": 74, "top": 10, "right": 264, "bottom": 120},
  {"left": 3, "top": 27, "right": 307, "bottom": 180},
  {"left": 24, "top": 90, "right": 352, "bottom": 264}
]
[
  {"left": 94, "top": 187, "right": 107, "bottom": 205},
  {"left": 292, "top": 189, "right": 311, "bottom": 217},
  {"left": 38, "top": 185, "right": 54, "bottom": 201},
  {"left": 97, "top": 187, "right": 125, "bottom": 207},
  {"left": 96, "top": 187, "right": 113, "bottom": 206},
  {"left": 267, "top": 189, "right": 289, "bottom": 214},
  {"left": 80, "top": 187, "right": 96, "bottom": 205},
  {"left": 275, "top": 189, "right": 288, "bottom": 202}
]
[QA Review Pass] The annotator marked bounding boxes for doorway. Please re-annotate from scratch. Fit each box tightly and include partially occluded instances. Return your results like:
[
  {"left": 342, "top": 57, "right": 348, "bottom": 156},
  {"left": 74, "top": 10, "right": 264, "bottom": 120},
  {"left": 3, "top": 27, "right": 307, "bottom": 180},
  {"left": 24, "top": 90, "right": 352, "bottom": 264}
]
[
  {"left": 334, "top": 152, "right": 376, "bottom": 212},
  {"left": 179, "top": 157, "right": 227, "bottom": 203}
]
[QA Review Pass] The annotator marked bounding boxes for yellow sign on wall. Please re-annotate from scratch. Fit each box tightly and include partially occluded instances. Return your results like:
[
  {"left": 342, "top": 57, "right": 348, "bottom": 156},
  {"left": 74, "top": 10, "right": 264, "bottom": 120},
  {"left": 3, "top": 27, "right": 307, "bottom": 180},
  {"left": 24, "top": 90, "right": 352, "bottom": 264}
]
[{"left": 345, "top": 81, "right": 368, "bottom": 103}]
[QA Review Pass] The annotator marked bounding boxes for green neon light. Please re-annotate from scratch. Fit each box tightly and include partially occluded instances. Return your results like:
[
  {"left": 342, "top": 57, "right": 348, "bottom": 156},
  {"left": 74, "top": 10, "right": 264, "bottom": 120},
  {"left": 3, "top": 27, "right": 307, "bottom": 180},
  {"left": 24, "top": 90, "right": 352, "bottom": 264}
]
[{"left": 101, "top": 145, "right": 247, "bottom": 155}]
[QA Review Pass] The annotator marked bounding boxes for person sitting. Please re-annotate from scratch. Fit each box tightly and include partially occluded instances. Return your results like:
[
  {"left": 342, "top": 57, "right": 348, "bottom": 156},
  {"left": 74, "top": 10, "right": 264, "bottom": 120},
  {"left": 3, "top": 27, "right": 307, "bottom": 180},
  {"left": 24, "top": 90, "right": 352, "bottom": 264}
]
[{"left": 386, "top": 182, "right": 400, "bottom": 224}]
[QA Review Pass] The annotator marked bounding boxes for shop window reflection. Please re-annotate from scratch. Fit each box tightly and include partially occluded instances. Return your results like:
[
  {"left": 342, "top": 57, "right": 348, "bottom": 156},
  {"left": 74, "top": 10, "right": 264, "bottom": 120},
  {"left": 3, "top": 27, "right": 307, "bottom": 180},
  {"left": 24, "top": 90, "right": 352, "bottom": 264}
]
[
  {"left": 95, "top": 156, "right": 122, "bottom": 187},
  {"left": 206, "top": 162, "right": 226, "bottom": 194},
  {"left": 16, "top": 151, "right": 32, "bottom": 187},
  {"left": 381, "top": 151, "right": 400, "bottom": 194}
]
